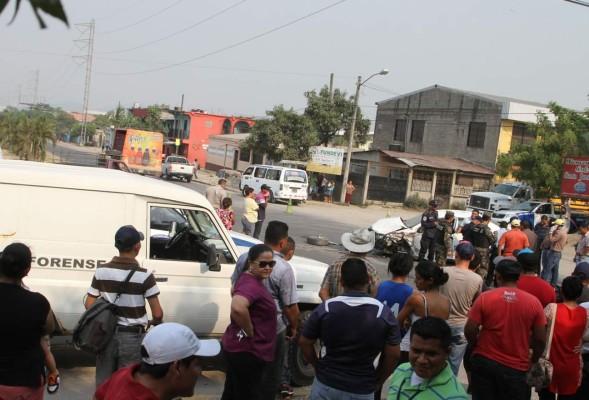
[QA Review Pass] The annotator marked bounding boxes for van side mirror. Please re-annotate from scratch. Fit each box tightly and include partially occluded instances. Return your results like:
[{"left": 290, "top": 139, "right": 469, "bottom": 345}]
[{"left": 207, "top": 244, "right": 221, "bottom": 271}]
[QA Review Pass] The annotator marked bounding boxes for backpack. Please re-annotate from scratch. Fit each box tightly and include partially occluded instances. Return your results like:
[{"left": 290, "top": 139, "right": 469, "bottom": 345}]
[{"left": 72, "top": 268, "right": 137, "bottom": 354}]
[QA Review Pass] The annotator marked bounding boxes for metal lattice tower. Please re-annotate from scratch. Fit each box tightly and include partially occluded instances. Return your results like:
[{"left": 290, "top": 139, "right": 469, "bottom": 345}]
[{"left": 74, "top": 20, "right": 95, "bottom": 146}]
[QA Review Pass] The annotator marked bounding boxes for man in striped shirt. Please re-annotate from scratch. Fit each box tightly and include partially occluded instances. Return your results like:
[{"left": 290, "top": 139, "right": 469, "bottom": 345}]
[{"left": 85, "top": 225, "right": 164, "bottom": 387}]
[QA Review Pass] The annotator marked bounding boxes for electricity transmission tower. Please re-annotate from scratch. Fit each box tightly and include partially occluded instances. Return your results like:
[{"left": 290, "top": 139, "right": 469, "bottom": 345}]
[{"left": 74, "top": 20, "right": 95, "bottom": 146}]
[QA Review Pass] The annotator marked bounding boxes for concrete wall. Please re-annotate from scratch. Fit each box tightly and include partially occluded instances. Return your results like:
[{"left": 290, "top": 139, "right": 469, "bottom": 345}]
[{"left": 373, "top": 86, "right": 503, "bottom": 170}]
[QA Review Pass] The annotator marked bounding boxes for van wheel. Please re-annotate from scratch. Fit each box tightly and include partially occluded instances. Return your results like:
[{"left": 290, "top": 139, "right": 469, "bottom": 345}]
[
  {"left": 242, "top": 186, "right": 250, "bottom": 197},
  {"left": 186, "top": 176, "right": 192, "bottom": 183},
  {"left": 289, "top": 310, "right": 318, "bottom": 387}
]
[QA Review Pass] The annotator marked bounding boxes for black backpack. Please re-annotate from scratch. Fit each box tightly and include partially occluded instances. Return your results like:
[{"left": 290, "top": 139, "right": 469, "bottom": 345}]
[{"left": 72, "top": 268, "right": 137, "bottom": 354}]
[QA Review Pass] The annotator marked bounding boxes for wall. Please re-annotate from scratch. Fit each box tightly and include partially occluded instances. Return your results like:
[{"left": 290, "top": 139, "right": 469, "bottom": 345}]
[{"left": 373, "top": 86, "right": 503, "bottom": 170}]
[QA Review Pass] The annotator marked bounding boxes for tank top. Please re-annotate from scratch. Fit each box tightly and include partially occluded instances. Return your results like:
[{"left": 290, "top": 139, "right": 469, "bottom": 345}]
[{"left": 400, "top": 293, "right": 429, "bottom": 351}]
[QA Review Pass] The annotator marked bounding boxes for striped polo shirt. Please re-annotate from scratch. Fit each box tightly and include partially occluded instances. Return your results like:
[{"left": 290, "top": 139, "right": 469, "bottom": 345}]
[{"left": 87, "top": 256, "right": 160, "bottom": 327}]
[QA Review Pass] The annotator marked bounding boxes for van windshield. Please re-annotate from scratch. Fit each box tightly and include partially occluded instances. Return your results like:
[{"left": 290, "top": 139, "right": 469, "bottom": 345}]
[
  {"left": 284, "top": 170, "right": 307, "bottom": 183},
  {"left": 492, "top": 184, "right": 519, "bottom": 196}
]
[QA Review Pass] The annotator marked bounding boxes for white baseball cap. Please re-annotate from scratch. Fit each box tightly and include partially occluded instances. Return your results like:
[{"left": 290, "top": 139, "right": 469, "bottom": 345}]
[{"left": 142, "top": 323, "right": 221, "bottom": 365}]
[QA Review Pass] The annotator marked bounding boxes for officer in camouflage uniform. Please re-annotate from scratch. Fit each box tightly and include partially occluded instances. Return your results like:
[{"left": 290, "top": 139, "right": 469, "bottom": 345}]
[
  {"left": 471, "top": 213, "right": 497, "bottom": 282},
  {"left": 418, "top": 200, "right": 439, "bottom": 262},
  {"left": 434, "top": 211, "right": 455, "bottom": 266}
]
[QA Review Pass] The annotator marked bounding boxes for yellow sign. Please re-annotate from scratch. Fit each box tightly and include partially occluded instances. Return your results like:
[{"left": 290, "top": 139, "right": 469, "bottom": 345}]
[
  {"left": 307, "top": 146, "right": 344, "bottom": 175},
  {"left": 175, "top": 138, "right": 180, "bottom": 146}
]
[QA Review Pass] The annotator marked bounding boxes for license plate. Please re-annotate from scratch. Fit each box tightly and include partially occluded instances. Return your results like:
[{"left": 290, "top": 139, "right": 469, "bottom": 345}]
[{"left": 291, "top": 188, "right": 298, "bottom": 193}]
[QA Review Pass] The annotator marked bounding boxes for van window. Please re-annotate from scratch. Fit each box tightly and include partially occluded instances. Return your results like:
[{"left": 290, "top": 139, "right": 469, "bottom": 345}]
[
  {"left": 284, "top": 170, "right": 307, "bottom": 183},
  {"left": 254, "top": 167, "right": 267, "bottom": 178},
  {"left": 149, "top": 206, "right": 233, "bottom": 263},
  {"left": 243, "top": 167, "right": 254, "bottom": 176},
  {"left": 266, "top": 169, "right": 281, "bottom": 181}
]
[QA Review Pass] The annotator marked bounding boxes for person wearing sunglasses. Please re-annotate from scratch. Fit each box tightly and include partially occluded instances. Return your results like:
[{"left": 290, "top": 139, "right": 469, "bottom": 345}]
[{"left": 221, "top": 244, "right": 278, "bottom": 400}]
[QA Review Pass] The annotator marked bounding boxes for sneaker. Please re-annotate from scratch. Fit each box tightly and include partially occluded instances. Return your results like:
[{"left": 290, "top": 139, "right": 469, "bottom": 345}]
[
  {"left": 47, "top": 373, "right": 60, "bottom": 395},
  {"left": 280, "top": 383, "right": 294, "bottom": 396}
]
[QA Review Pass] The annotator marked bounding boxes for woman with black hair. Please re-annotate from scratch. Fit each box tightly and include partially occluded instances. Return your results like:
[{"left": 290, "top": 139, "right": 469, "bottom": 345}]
[
  {"left": 221, "top": 244, "right": 277, "bottom": 400},
  {"left": 0, "top": 243, "right": 55, "bottom": 399},
  {"left": 397, "top": 261, "right": 450, "bottom": 363},
  {"left": 540, "top": 276, "right": 589, "bottom": 400}
]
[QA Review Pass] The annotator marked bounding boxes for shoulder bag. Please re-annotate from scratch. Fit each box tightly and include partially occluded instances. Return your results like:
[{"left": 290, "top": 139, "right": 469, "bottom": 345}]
[{"left": 526, "top": 303, "right": 556, "bottom": 388}]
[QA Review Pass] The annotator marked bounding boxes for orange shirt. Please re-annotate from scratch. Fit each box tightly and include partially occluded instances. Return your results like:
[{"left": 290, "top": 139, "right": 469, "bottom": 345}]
[{"left": 498, "top": 228, "right": 530, "bottom": 256}]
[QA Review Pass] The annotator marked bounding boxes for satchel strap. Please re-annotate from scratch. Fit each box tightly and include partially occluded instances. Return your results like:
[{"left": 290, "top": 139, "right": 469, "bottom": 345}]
[
  {"left": 544, "top": 303, "right": 557, "bottom": 361},
  {"left": 113, "top": 267, "right": 138, "bottom": 304}
]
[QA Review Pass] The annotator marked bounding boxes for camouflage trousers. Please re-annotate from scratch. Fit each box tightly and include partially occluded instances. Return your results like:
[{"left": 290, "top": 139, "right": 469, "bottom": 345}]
[
  {"left": 475, "top": 247, "right": 490, "bottom": 280},
  {"left": 435, "top": 244, "right": 449, "bottom": 267}
]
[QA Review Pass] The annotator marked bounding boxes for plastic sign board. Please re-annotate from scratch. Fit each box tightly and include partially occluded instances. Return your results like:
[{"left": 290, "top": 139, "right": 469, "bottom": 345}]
[
  {"left": 561, "top": 157, "right": 589, "bottom": 199},
  {"left": 307, "top": 146, "right": 344, "bottom": 175}
]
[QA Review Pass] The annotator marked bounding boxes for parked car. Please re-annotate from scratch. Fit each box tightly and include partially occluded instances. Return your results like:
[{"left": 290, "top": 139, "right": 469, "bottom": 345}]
[
  {"left": 371, "top": 210, "right": 499, "bottom": 262},
  {"left": 161, "top": 155, "right": 193, "bottom": 182},
  {"left": 491, "top": 201, "right": 559, "bottom": 227}
]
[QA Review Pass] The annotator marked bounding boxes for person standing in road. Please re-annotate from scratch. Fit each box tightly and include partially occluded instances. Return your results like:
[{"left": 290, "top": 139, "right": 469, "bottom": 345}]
[
  {"left": 205, "top": 179, "right": 227, "bottom": 210},
  {"left": 534, "top": 215, "right": 551, "bottom": 274},
  {"left": 85, "top": 225, "right": 164, "bottom": 387},
  {"left": 300, "top": 258, "right": 401, "bottom": 400},
  {"left": 465, "top": 259, "right": 546, "bottom": 400},
  {"left": 434, "top": 211, "right": 455, "bottom": 267},
  {"left": 574, "top": 222, "right": 589, "bottom": 264},
  {"left": 541, "top": 218, "right": 568, "bottom": 287},
  {"left": 345, "top": 180, "right": 355, "bottom": 206},
  {"left": 471, "top": 213, "right": 497, "bottom": 283},
  {"left": 94, "top": 323, "right": 221, "bottom": 400},
  {"left": 319, "top": 228, "right": 381, "bottom": 300},
  {"left": 241, "top": 187, "right": 258, "bottom": 236},
  {"left": 521, "top": 220, "right": 537, "bottom": 251},
  {"left": 253, "top": 184, "right": 271, "bottom": 239},
  {"left": 498, "top": 219, "right": 529, "bottom": 257},
  {"left": 418, "top": 200, "right": 439, "bottom": 262},
  {"left": 439, "top": 242, "right": 483, "bottom": 376},
  {"left": 515, "top": 251, "right": 556, "bottom": 309},
  {"left": 457, "top": 209, "right": 479, "bottom": 242},
  {"left": 217, "top": 197, "right": 236, "bottom": 231}
]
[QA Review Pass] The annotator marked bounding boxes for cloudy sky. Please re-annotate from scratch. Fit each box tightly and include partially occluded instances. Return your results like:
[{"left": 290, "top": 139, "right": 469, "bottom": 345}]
[{"left": 1, "top": 0, "right": 587, "bottom": 123}]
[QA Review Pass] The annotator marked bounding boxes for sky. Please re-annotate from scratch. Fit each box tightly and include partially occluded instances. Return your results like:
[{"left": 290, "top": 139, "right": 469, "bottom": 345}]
[{"left": 0, "top": 0, "right": 588, "bottom": 125}]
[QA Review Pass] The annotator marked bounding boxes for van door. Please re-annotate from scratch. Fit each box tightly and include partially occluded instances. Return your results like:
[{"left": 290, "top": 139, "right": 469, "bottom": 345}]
[{"left": 144, "top": 204, "right": 238, "bottom": 337}]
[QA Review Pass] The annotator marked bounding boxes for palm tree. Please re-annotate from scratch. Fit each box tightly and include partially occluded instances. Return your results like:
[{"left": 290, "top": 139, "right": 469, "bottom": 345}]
[{"left": 0, "top": 110, "right": 56, "bottom": 161}]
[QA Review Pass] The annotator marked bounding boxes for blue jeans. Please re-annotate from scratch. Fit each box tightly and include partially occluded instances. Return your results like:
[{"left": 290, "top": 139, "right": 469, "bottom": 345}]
[
  {"left": 541, "top": 250, "right": 562, "bottom": 286},
  {"left": 448, "top": 325, "right": 468, "bottom": 376},
  {"left": 95, "top": 328, "right": 144, "bottom": 387},
  {"left": 311, "top": 378, "right": 374, "bottom": 400}
]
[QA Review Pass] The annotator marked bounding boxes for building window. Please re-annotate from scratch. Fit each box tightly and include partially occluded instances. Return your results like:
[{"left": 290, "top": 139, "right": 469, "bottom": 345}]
[
  {"left": 467, "top": 122, "right": 486, "bottom": 148},
  {"left": 410, "top": 120, "right": 425, "bottom": 143},
  {"left": 234, "top": 121, "right": 250, "bottom": 134},
  {"left": 511, "top": 122, "right": 534, "bottom": 147},
  {"left": 393, "top": 119, "right": 407, "bottom": 141}
]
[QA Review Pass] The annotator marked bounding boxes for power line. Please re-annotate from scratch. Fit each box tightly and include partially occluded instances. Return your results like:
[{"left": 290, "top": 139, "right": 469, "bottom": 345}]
[
  {"left": 97, "top": 0, "right": 185, "bottom": 34},
  {"left": 95, "top": 0, "right": 146, "bottom": 21},
  {"left": 96, "top": 0, "right": 246, "bottom": 54},
  {"left": 93, "top": 0, "right": 348, "bottom": 76}
]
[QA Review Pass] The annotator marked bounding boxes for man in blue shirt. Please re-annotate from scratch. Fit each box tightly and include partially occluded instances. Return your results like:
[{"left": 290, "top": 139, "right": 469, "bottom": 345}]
[{"left": 300, "top": 258, "right": 401, "bottom": 399}]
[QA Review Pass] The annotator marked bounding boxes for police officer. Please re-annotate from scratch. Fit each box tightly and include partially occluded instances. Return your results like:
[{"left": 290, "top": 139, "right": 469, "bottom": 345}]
[
  {"left": 418, "top": 200, "right": 439, "bottom": 262},
  {"left": 434, "top": 211, "right": 455, "bottom": 266},
  {"left": 472, "top": 213, "right": 497, "bottom": 283}
]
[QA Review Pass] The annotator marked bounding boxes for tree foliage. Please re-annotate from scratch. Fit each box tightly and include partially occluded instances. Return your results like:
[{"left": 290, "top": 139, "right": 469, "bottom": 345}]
[
  {"left": 304, "top": 85, "right": 371, "bottom": 146},
  {"left": 496, "top": 102, "right": 589, "bottom": 197},
  {"left": 1, "top": 0, "right": 68, "bottom": 29},
  {"left": 0, "top": 108, "right": 56, "bottom": 161},
  {"left": 141, "top": 105, "right": 166, "bottom": 133},
  {"left": 241, "top": 106, "right": 318, "bottom": 162}
]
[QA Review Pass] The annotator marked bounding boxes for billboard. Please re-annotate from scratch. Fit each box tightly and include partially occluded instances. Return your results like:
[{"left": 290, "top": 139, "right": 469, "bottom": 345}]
[
  {"left": 561, "top": 157, "right": 589, "bottom": 199},
  {"left": 307, "top": 146, "right": 344, "bottom": 175}
]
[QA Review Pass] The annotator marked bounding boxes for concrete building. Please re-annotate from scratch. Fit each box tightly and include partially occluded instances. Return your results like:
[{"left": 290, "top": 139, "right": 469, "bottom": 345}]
[{"left": 373, "top": 85, "right": 554, "bottom": 170}]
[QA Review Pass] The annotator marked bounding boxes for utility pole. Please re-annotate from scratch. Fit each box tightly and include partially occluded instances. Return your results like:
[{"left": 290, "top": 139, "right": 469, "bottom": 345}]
[
  {"left": 328, "top": 73, "right": 334, "bottom": 103},
  {"left": 75, "top": 20, "right": 95, "bottom": 146}
]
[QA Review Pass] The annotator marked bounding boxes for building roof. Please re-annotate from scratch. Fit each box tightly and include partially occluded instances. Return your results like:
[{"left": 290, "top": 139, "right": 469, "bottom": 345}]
[
  {"left": 68, "top": 112, "right": 96, "bottom": 123},
  {"left": 362, "top": 149, "right": 494, "bottom": 176}
]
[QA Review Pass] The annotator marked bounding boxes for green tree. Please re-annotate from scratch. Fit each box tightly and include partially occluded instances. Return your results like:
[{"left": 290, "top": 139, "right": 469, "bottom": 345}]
[
  {"left": 0, "top": 109, "right": 56, "bottom": 161},
  {"left": 70, "top": 121, "right": 96, "bottom": 137},
  {"left": 496, "top": 102, "right": 589, "bottom": 196},
  {"left": 140, "top": 105, "right": 166, "bottom": 133},
  {"left": 241, "top": 106, "right": 318, "bottom": 162},
  {"left": 304, "top": 85, "right": 371, "bottom": 146},
  {"left": 1, "top": 0, "right": 68, "bottom": 29}
]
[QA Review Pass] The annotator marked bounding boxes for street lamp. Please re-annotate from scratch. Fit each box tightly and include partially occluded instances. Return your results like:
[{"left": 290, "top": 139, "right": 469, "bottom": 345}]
[{"left": 339, "top": 69, "right": 389, "bottom": 204}]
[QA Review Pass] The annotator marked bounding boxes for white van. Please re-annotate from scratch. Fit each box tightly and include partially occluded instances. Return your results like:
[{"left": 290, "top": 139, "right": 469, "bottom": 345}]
[
  {"left": 240, "top": 164, "right": 308, "bottom": 204},
  {"left": 0, "top": 160, "right": 324, "bottom": 385}
]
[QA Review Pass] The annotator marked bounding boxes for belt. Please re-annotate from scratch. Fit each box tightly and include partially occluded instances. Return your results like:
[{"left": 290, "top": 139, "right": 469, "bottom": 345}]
[
  {"left": 116, "top": 325, "right": 145, "bottom": 333},
  {"left": 550, "top": 250, "right": 561, "bottom": 253}
]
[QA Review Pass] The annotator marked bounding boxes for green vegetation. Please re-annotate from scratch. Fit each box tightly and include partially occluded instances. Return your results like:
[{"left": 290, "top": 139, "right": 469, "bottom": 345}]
[
  {"left": 0, "top": 108, "right": 57, "bottom": 161},
  {"left": 0, "top": 0, "right": 68, "bottom": 29},
  {"left": 403, "top": 193, "right": 429, "bottom": 210}
]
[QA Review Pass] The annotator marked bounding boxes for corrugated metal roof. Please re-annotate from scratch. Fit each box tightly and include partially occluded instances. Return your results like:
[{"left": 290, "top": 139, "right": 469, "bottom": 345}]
[{"left": 379, "top": 150, "right": 494, "bottom": 175}]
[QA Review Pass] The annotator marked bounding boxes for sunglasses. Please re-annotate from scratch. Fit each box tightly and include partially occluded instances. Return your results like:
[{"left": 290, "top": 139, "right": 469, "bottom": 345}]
[{"left": 251, "top": 260, "right": 276, "bottom": 268}]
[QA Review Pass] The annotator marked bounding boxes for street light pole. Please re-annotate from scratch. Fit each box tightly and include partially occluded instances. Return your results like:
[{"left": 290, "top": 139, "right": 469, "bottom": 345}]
[{"left": 339, "top": 69, "right": 389, "bottom": 204}]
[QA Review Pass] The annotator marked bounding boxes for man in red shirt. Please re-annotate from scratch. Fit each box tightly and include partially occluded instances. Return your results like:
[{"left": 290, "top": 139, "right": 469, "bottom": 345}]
[
  {"left": 94, "top": 323, "right": 220, "bottom": 400},
  {"left": 498, "top": 219, "right": 530, "bottom": 257},
  {"left": 465, "top": 259, "right": 546, "bottom": 400},
  {"left": 516, "top": 250, "right": 556, "bottom": 308}
]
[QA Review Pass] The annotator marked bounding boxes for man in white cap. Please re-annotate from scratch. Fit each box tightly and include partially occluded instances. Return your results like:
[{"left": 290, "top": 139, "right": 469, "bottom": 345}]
[
  {"left": 318, "top": 228, "right": 381, "bottom": 300},
  {"left": 541, "top": 218, "right": 568, "bottom": 287},
  {"left": 497, "top": 219, "right": 529, "bottom": 257},
  {"left": 94, "top": 322, "right": 220, "bottom": 400}
]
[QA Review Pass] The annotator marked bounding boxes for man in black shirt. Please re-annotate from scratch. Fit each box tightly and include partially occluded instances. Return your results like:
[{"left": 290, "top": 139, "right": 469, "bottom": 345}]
[{"left": 418, "top": 200, "right": 439, "bottom": 262}]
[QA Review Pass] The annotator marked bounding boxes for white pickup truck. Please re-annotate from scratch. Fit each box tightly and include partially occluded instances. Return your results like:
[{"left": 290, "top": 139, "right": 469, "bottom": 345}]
[
  {"left": 491, "top": 201, "right": 559, "bottom": 226},
  {"left": 161, "top": 155, "right": 193, "bottom": 182}
]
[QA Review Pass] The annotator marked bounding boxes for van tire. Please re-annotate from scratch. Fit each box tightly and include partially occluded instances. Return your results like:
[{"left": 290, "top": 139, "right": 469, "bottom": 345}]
[
  {"left": 307, "top": 236, "right": 329, "bottom": 246},
  {"left": 289, "top": 310, "right": 318, "bottom": 387},
  {"left": 242, "top": 186, "right": 250, "bottom": 197},
  {"left": 186, "top": 176, "right": 192, "bottom": 183}
]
